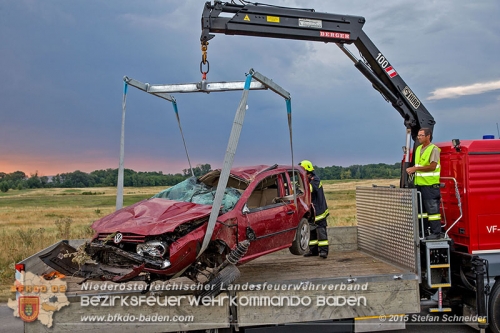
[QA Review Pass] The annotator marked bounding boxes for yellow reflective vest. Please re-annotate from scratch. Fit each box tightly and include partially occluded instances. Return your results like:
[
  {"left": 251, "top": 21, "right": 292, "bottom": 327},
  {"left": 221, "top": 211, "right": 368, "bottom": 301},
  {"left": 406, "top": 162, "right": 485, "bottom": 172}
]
[{"left": 414, "top": 144, "right": 441, "bottom": 186}]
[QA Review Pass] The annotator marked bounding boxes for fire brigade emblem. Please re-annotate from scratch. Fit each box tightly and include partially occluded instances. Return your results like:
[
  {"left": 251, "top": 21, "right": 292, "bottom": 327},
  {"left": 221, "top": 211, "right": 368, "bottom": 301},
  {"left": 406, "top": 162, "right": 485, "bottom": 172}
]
[{"left": 18, "top": 296, "right": 39, "bottom": 322}]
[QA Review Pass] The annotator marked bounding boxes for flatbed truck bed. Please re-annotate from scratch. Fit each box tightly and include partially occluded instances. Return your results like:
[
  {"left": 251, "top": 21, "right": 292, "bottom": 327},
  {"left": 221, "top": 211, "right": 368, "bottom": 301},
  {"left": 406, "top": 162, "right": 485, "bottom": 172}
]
[{"left": 17, "top": 226, "right": 420, "bottom": 333}]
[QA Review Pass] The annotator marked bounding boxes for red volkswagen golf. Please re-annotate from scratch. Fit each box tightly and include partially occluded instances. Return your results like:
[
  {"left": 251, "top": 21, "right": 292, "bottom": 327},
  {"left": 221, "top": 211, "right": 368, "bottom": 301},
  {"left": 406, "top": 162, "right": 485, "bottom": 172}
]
[{"left": 43, "top": 164, "right": 313, "bottom": 293}]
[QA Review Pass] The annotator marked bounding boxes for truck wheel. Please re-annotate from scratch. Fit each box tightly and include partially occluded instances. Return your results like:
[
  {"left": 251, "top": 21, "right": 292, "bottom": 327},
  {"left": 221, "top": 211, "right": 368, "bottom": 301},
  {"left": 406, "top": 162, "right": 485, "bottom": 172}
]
[
  {"left": 489, "top": 279, "right": 500, "bottom": 333},
  {"left": 289, "top": 218, "right": 310, "bottom": 255},
  {"left": 196, "top": 264, "right": 240, "bottom": 298}
]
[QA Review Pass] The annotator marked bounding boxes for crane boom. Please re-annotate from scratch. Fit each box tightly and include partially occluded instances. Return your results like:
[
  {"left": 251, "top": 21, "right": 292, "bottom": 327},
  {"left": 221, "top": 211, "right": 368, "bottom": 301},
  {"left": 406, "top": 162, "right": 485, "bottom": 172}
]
[
  {"left": 200, "top": 1, "right": 436, "bottom": 136},
  {"left": 200, "top": 1, "right": 436, "bottom": 186}
]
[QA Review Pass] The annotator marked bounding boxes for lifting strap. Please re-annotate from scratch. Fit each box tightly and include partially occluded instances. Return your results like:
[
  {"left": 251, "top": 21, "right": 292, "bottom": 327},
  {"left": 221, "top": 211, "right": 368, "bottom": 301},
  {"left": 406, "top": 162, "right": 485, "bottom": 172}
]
[
  {"left": 285, "top": 98, "right": 297, "bottom": 208},
  {"left": 116, "top": 82, "right": 128, "bottom": 210},
  {"left": 171, "top": 100, "right": 194, "bottom": 178},
  {"left": 198, "top": 73, "right": 254, "bottom": 257}
]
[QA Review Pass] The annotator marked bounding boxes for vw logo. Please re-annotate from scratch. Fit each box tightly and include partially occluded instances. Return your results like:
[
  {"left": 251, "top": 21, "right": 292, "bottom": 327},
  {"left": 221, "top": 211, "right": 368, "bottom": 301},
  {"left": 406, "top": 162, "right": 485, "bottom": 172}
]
[{"left": 113, "top": 233, "right": 123, "bottom": 244}]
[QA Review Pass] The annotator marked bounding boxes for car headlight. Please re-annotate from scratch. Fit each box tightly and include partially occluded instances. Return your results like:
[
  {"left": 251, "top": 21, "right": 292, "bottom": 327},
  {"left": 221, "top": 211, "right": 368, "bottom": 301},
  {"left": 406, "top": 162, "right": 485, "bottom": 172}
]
[{"left": 136, "top": 241, "right": 168, "bottom": 258}]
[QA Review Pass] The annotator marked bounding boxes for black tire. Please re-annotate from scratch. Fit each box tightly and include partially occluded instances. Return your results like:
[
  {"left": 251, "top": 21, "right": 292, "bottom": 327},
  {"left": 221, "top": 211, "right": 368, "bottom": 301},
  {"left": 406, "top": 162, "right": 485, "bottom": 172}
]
[
  {"left": 488, "top": 279, "right": 500, "bottom": 333},
  {"left": 289, "top": 218, "right": 310, "bottom": 255},
  {"left": 196, "top": 264, "right": 240, "bottom": 298}
]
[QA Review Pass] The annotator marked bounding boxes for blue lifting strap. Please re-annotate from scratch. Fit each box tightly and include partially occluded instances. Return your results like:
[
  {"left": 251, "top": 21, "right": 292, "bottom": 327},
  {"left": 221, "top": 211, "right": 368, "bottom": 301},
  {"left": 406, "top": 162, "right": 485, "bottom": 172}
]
[
  {"left": 285, "top": 98, "right": 297, "bottom": 208},
  {"left": 171, "top": 100, "right": 195, "bottom": 178}
]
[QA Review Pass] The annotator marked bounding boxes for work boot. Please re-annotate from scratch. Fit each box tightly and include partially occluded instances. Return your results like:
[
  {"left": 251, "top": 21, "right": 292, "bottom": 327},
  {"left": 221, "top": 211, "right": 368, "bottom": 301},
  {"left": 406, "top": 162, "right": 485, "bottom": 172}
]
[
  {"left": 425, "top": 233, "right": 441, "bottom": 240},
  {"left": 319, "top": 252, "right": 328, "bottom": 259},
  {"left": 303, "top": 251, "right": 318, "bottom": 257},
  {"left": 429, "top": 220, "right": 442, "bottom": 236}
]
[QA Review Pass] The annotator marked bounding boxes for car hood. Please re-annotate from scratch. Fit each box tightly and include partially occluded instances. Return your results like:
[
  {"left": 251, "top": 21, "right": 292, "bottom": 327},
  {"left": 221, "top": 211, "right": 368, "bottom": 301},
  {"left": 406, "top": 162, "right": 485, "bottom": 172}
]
[{"left": 91, "top": 198, "right": 212, "bottom": 236}]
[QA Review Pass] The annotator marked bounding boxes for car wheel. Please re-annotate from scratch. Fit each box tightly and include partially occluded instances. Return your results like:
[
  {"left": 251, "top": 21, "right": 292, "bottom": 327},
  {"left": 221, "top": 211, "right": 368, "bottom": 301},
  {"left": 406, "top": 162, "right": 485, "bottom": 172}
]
[
  {"left": 488, "top": 279, "right": 500, "bottom": 333},
  {"left": 289, "top": 218, "right": 310, "bottom": 255},
  {"left": 196, "top": 264, "right": 240, "bottom": 298}
]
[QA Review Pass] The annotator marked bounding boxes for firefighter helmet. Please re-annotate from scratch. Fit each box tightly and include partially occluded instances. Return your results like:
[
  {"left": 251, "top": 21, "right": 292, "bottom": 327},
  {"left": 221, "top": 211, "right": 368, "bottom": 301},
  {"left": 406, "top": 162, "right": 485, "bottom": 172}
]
[{"left": 299, "top": 160, "right": 314, "bottom": 172}]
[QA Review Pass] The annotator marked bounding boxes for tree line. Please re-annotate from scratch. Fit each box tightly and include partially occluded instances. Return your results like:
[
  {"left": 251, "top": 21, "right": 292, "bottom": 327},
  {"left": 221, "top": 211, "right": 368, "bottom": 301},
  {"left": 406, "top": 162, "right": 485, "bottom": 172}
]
[
  {"left": 314, "top": 163, "right": 402, "bottom": 180},
  {"left": 0, "top": 164, "right": 212, "bottom": 192},
  {"left": 0, "top": 162, "right": 400, "bottom": 192}
]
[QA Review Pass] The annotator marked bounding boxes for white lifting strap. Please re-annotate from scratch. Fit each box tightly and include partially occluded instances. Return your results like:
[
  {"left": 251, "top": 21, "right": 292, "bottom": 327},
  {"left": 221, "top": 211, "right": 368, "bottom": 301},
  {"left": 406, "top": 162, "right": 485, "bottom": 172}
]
[
  {"left": 198, "top": 73, "right": 254, "bottom": 257},
  {"left": 116, "top": 82, "right": 128, "bottom": 210}
]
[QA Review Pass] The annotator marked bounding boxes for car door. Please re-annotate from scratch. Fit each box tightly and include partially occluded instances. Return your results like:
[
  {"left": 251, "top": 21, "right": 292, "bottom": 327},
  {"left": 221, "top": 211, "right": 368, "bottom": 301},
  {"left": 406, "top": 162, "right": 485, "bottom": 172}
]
[{"left": 240, "top": 172, "right": 297, "bottom": 260}]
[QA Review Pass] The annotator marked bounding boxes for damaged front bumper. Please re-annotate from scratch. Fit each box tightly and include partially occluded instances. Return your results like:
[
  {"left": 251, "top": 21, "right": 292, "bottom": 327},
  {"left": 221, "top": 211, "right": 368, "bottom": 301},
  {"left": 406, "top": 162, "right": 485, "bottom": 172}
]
[{"left": 39, "top": 241, "right": 170, "bottom": 282}]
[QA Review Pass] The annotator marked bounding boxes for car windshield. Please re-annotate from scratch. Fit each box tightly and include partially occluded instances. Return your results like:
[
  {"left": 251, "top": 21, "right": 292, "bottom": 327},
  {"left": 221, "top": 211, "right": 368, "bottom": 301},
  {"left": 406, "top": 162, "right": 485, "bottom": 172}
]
[{"left": 152, "top": 176, "right": 242, "bottom": 214}]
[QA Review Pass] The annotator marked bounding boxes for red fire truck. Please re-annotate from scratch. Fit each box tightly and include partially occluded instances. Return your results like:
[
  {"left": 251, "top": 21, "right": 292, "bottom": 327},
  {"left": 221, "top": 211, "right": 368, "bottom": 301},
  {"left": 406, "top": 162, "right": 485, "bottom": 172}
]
[{"left": 198, "top": 1, "right": 500, "bottom": 332}]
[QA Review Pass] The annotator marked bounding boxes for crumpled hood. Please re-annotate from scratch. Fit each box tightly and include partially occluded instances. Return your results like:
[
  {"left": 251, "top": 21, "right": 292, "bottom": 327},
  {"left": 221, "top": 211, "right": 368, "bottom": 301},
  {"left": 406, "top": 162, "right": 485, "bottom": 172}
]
[{"left": 91, "top": 198, "right": 211, "bottom": 236}]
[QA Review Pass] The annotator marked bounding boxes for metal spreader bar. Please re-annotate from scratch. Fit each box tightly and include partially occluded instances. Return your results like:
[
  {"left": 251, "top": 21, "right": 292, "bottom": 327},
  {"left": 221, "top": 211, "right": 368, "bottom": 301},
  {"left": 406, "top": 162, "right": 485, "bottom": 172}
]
[
  {"left": 123, "top": 76, "right": 175, "bottom": 102},
  {"left": 249, "top": 68, "right": 290, "bottom": 100},
  {"left": 124, "top": 76, "right": 268, "bottom": 95}
]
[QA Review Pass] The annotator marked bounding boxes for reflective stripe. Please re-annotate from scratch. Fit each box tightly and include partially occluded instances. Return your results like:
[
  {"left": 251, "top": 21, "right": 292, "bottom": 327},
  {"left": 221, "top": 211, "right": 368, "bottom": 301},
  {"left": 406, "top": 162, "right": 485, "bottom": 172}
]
[
  {"left": 309, "top": 240, "right": 319, "bottom": 245},
  {"left": 315, "top": 209, "right": 329, "bottom": 221},
  {"left": 309, "top": 183, "right": 313, "bottom": 192},
  {"left": 415, "top": 163, "right": 440, "bottom": 169},
  {"left": 318, "top": 240, "right": 329, "bottom": 246},
  {"left": 416, "top": 171, "right": 440, "bottom": 177},
  {"left": 428, "top": 214, "right": 441, "bottom": 221},
  {"left": 418, "top": 213, "right": 428, "bottom": 218}
]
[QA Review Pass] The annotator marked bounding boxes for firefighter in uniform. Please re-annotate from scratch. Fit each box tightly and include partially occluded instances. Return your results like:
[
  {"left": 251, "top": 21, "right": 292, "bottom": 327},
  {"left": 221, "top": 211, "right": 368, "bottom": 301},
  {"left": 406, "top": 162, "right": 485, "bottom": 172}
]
[
  {"left": 406, "top": 128, "right": 442, "bottom": 239},
  {"left": 299, "top": 160, "right": 329, "bottom": 258}
]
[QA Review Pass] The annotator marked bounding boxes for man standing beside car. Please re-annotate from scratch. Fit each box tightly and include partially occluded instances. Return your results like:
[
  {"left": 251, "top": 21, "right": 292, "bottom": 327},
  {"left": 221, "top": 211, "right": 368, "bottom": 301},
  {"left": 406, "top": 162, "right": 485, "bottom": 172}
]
[{"left": 299, "top": 160, "right": 329, "bottom": 259}]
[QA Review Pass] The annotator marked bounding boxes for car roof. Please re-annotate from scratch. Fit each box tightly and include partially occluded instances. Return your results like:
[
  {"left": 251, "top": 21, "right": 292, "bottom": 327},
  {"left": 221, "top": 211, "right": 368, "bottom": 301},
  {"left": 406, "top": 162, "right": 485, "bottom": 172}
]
[{"left": 229, "top": 164, "right": 298, "bottom": 181}]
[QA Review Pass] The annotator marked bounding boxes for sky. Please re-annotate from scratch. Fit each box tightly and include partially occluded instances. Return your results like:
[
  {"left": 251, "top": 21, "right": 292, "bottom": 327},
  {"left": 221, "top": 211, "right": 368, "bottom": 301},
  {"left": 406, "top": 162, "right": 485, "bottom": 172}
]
[{"left": 1, "top": 0, "right": 499, "bottom": 176}]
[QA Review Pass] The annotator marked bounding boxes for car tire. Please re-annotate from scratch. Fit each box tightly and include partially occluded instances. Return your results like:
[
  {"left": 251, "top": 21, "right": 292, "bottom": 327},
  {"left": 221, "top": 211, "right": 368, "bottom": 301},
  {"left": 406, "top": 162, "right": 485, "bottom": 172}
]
[
  {"left": 488, "top": 279, "right": 500, "bottom": 333},
  {"left": 289, "top": 218, "right": 310, "bottom": 255},
  {"left": 196, "top": 264, "right": 240, "bottom": 299}
]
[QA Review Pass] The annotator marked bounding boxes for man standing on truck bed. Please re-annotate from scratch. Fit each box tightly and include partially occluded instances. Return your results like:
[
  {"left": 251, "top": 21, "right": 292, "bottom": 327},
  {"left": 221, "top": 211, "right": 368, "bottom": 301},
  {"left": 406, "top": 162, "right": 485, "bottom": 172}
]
[
  {"left": 299, "top": 160, "right": 329, "bottom": 258},
  {"left": 406, "top": 128, "right": 442, "bottom": 239}
]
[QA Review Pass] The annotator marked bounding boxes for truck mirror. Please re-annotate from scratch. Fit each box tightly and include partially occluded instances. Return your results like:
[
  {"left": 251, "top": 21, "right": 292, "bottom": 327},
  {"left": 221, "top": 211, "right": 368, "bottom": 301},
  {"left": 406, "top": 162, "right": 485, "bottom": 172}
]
[{"left": 452, "top": 139, "right": 461, "bottom": 152}]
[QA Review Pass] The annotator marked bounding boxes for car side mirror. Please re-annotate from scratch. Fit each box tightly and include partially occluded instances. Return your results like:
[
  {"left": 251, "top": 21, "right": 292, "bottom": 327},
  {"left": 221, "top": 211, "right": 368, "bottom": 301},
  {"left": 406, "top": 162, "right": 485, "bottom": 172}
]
[{"left": 242, "top": 204, "right": 250, "bottom": 215}]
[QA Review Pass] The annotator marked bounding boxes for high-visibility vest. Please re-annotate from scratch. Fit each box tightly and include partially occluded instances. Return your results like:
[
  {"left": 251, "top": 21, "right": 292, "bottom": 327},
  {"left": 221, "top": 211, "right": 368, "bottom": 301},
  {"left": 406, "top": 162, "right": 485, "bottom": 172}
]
[{"left": 414, "top": 144, "right": 441, "bottom": 186}]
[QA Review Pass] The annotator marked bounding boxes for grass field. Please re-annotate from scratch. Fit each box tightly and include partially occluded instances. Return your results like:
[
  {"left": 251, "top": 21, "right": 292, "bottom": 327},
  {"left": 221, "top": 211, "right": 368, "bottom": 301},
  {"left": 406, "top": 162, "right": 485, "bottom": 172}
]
[{"left": 0, "top": 179, "right": 398, "bottom": 301}]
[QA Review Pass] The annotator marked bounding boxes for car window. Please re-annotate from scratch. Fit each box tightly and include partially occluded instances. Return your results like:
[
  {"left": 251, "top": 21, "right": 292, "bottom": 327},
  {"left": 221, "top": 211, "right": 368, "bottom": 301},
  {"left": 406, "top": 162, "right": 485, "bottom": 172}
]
[
  {"left": 152, "top": 176, "right": 241, "bottom": 213},
  {"left": 246, "top": 174, "right": 282, "bottom": 210},
  {"left": 287, "top": 170, "right": 304, "bottom": 195}
]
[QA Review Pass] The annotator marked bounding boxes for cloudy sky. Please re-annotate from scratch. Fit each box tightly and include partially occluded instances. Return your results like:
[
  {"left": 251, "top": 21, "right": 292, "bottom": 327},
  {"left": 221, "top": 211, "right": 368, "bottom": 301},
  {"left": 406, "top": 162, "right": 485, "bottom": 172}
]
[{"left": 1, "top": 0, "right": 499, "bottom": 176}]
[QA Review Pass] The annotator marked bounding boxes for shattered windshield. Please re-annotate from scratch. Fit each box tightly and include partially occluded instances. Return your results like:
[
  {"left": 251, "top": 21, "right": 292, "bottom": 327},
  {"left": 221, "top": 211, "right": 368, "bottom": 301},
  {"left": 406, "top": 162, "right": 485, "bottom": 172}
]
[{"left": 152, "top": 177, "right": 242, "bottom": 214}]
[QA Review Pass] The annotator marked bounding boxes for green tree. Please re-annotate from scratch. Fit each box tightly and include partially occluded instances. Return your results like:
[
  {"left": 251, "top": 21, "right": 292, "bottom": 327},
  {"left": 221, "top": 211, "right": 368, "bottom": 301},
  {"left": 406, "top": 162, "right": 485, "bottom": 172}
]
[
  {"left": 183, "top": 164, "right": 212, "bottom": 177},
  {"left": 27, "top": 173, "right": 42, "bottom": 188},
  {"left": 340, "top": 169, "right": 351, "bottom": 180},
  {"left": 0, "top": 181, "right": 9, "bottom": 193},
  {"left": 7, "top": 171, "right": 27, "bottom": 181},
  {"left": 40, "top": 176, "right": 49, "bottom": 188},
  {"left": 52, "top": 174, "right": 61, "bottom": 186}
]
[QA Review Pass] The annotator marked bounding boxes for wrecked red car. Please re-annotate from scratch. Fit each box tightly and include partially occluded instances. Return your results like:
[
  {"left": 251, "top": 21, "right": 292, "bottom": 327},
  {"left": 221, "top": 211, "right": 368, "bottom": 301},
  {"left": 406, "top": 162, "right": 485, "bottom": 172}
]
[{"left": 42, "top": 164, "right": 313, "bottom": 290}]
